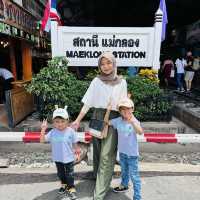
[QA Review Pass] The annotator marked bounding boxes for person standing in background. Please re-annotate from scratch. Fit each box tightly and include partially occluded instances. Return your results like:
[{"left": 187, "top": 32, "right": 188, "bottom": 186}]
[
  {"left": 184, "top": 51, "right": 195, "bottom": 92},
  {"left": 162, "top": 58, "right": 174, "bottom": 88},
  {"left": 127, "top": 66, "right": 138, "bottom": 77},
  {"left": 0, "top": 68, "right": 14, "bottom": 101},
  {"left": 175, "top": 56, "right": 187, "bottom": 92}
]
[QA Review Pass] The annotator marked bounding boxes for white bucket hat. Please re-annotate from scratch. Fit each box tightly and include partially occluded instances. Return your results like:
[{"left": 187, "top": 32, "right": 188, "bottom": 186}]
[
  {"left": 53, "top": 105, "right": 69, "bottom": 119},
  {"left": 117, "top": 98, "right": 134, "bottom": 110}
]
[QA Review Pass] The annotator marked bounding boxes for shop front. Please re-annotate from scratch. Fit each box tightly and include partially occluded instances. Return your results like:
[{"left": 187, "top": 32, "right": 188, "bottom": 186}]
[{"left": 0, "top": 0, "right": 40, "bottom": 127}]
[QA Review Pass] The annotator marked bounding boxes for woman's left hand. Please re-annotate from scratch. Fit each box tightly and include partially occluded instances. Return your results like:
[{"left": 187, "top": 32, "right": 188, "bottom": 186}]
[
  {"left": 70, "top": 120, "right": 80, "bottom": 131},
  {"left": 74, "top": 147, "right": 81, "bottom": 162}
]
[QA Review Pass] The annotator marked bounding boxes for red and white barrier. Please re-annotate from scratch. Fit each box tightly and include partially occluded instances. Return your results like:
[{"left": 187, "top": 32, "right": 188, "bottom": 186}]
[
  {"left": 0, "top": 131, "right": 92, "bottom": 143},
  {"left": 138, "top": 133, "right": 200, "bottom": 143},
  {"left": 0, "top": 131, "right": 200, "bottom": 144}
]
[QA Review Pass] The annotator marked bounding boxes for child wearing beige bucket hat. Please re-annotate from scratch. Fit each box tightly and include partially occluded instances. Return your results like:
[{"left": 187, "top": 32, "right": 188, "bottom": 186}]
[{"left": 107, "top": 97, "right": 143, "bottom": 200}]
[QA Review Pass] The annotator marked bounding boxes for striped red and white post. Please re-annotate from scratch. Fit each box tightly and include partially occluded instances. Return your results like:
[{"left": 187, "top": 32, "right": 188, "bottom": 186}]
[{"left": 0, "top": 131, "right": 200, "bottom": 144}]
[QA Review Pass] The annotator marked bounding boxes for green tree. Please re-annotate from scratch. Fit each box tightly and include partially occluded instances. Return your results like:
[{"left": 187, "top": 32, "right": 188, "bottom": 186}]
[
  {"left": 26, "top": 57, "right": 89, "bottom": 120},
  {"left": 127, "top": 76, "right": 172, "bottom": 121}
]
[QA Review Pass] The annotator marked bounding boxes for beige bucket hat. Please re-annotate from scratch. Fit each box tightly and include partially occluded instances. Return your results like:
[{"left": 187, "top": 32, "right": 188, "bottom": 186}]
[{"left": 117, "top": 98, "right": 134, "bottom": 110}]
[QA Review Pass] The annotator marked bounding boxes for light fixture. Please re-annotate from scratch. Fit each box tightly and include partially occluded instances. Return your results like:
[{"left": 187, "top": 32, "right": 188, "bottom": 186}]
[
  {"left": 0, "top": 40, "right": 9, "bottom": 48},
  {"left": 171, "top": 29, "right": 176, "bottom": 36}
]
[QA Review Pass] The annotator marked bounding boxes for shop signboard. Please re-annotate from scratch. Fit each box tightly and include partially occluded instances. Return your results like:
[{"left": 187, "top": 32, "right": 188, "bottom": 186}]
[
  {"left": 0, "top": 0, "right": 4, "bottom": 19},
  {"left": 0, "top": 21, "right": 11, "bottom": 35},
  {"left": 0, "top": 0, "right": 37, "bottom": 33},
  {"left": 0, "top": 21, "right": 38, "bottom": 43}
]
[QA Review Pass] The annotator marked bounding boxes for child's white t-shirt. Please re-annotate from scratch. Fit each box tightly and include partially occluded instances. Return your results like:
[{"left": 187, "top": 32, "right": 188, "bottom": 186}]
[
  {"left": 45, "top": 127, "right": 78, "bottom": 163},
  {"left": 110, "top": 117, "right": 140, "bottom": 156}
]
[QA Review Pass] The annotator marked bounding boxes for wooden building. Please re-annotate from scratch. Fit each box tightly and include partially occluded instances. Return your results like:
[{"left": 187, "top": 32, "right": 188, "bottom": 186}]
[{"left": 0, "top": 0, "right": 49, "bottom": 127}]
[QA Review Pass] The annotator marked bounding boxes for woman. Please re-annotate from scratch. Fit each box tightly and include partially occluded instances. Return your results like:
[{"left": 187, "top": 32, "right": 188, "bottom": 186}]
[
  {"left": 72, "top": 52, "right": 127, "bottom": 200},
  {"left": 185, "top": 51, "right": 195, "bottom": 92},
  {"left": 163, "top": 58, "right": 174, "bottom": 88}
]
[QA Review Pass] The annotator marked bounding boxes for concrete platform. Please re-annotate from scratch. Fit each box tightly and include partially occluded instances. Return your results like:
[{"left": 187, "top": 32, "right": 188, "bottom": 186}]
[
  {"left": 0, "top": 162, "right": 200, "bottom": 174},
  {"left": 174, "top": 102, "right": 200, "bottom": 132}
]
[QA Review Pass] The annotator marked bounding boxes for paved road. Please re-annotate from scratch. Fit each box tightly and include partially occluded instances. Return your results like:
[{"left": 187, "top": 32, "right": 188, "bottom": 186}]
[
  {"left": 0, "top": 163, "right": 200, "bottom": 200},
  {"left": 0, "top": 174, "right": 200, "bottom": 200},
  {"left": 1, "top": 176, "right": 200, "bottom": 200},
  {"left": 0, "top": 141, "right": 200, "bottom": 200}
]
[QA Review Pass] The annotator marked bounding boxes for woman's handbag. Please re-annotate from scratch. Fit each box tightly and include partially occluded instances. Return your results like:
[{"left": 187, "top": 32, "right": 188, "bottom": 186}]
[
  {"left": 88, "top": 119, "right": 106, "bottom": 138},
  {"left": 89, "top": 102, "right": 111, "bottom": 139}
]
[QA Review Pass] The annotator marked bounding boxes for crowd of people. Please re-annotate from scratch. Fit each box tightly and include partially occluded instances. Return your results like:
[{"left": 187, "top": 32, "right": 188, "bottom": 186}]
[{"left": 159, "top": 51, "right": 200, "bottom": 92}]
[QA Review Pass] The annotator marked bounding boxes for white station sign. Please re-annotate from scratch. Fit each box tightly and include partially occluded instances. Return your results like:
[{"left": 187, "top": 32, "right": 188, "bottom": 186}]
[{"left": 51, "top": 9, "right": 163, "bottom": 69}]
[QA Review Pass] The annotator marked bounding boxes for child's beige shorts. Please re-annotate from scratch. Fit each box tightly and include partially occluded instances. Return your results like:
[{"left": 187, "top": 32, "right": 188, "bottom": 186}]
[{"left": 185, "top": 71, "right": 194, "bottom": 81}]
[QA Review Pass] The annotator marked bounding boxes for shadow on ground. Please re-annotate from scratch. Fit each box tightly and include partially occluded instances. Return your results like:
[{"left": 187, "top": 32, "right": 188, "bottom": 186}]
[
  {"left": 33, "top": 180, "right": 95, "bottom": 200},
  {"left": 33, "top": 180, "right": 131, "bottom": 200}
]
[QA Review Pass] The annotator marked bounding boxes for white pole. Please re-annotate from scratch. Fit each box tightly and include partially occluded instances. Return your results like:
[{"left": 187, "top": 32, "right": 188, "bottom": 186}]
[
  {"left": 152, "top": 9, "right": 163, "bottom": 70},
  {"left": 50, "top": 20, "right": 58, "bottom": 58}
]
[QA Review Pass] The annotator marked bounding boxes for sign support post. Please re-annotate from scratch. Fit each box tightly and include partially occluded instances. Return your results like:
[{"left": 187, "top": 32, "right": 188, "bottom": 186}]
[
  {"left": 50, "top": 20, "right": 59, "bottom": 58},
  {"left": 152, "top": 9, "right": 163, "bottom": 70}
]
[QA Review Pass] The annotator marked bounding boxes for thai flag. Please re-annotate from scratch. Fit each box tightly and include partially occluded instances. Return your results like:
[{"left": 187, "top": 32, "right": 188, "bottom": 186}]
[
  {"left": 41, "top": 0, "right": 62, "bottom": 32},
  {"left": 159, "top": 0, "right": 168, "bottom": 41}
]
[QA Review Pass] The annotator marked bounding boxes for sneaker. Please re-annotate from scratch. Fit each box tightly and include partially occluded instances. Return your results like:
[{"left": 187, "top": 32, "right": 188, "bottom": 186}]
[
  {"left": 67, "top": 187, "right": 77, "bottom": 200},
  {"left": 113, "top": 185, "right": 129, "bottom": 193},
  {"left": 181, "top": 89, "right": 185, "bottom": 92},
  {"left": 58, "top": 186, "right": 67, "bottom": 194}
]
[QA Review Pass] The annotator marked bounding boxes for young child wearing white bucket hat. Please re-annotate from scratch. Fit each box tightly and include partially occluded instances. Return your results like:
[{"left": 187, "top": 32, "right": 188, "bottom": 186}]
[
  {"left": 40, "top": 105, "right": 80, "bottom": 200},
  {"left": 107, "top": 97, "right": 143, "bottom": 200}
]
